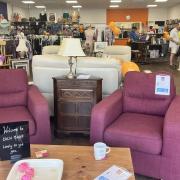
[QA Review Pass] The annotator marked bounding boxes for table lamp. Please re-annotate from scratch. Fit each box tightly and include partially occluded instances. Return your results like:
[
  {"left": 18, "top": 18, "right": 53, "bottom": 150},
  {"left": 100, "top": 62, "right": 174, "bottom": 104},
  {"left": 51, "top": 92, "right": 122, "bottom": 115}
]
[{"left": 58, "top": 38, "right": 85, "bottom": 79}]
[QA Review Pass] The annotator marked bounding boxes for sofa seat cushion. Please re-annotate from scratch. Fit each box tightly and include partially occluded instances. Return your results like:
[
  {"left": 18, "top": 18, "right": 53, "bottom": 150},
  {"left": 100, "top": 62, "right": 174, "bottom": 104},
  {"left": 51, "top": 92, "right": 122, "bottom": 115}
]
[
  {"left": 0, "top": 106, "right": 36, "bottom": 136},
  {"left": 104, "top": 113, "right": 164, "bottom": 155}
]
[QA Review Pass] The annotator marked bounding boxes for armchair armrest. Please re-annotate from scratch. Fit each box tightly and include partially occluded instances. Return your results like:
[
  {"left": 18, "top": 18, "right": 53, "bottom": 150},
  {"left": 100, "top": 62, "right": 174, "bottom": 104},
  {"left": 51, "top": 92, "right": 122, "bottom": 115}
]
[
  {"left": 28, "top": 85, "right": 51, "bottom": 144},
  {"left": 163, "top": 95, "right": 180, "bottom": 157},
  {"left": 90, "top": 89, "right": 123, "bottom": 144}
]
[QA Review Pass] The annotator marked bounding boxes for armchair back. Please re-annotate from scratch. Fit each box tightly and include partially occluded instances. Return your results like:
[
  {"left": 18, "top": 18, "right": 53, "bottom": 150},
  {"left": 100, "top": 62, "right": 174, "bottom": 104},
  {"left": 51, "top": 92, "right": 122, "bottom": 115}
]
[
  {"left": 0, "top": 69, "right": 28, "bottom": 107},
  {"left": 123, "top": 72, "right": 176, "bottom": 116}
]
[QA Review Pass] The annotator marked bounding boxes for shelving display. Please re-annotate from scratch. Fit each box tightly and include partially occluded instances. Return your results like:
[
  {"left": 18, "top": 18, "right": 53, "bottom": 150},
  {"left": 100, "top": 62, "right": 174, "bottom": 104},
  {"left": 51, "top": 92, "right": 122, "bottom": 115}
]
[{"left": 166, "top": 19, "right": 180, "bottom": 31}]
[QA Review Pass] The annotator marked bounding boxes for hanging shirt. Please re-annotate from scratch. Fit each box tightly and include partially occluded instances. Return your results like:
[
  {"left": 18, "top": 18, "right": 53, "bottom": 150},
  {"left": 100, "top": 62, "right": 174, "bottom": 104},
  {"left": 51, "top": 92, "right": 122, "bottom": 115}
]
[
  {"left": 129, "top": 31, "right": 139, "bottom": 42},
  {"left": 85, "top": 29, "right": 95, "bottom": 45},
  {"left": 169, "top": 28, "right": 179, "bottom": 49},
  {"left": 39, "top": 13, "right": 47, "bottom": 22},
  {"left": 0, "top": 19, "right": 10, "bottom": 35}
]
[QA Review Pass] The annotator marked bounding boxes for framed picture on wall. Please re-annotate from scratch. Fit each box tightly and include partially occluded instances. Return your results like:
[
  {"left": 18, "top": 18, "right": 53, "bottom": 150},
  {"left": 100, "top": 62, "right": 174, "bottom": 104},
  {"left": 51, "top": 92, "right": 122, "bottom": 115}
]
[
  {"left": 48, "top": 13, "right": 57, "bottom": 23},
  {"left": 94, "top": 42, "right": 108, "bottom": 53}
]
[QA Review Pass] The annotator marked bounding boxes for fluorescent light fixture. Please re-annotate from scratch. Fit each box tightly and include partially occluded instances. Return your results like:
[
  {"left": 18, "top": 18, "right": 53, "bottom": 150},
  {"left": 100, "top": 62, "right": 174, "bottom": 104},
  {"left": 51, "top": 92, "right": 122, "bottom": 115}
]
[
  {"left": 109, "top": 5, "right": 119, "bottom": 8},
  {"left": 110, "top": 0, "right": 122, "bottom": 2},
  {"left": 155, "top": 0, "right": 168, "bottom": 2},
  {"left": 22, "top": 1, "right": 35, "bottom": 4},
  {"left": 147, "top": 4, "right": 158, "bottom": 7},
  {"left": 72, "top": 5, "right": 82, "bottom": 8},
  {"left": 35, "top": 6, "right": 46, "bottom": 8},
  {"left": 66, "top": 0, "right": 78, "bottom": 3}
]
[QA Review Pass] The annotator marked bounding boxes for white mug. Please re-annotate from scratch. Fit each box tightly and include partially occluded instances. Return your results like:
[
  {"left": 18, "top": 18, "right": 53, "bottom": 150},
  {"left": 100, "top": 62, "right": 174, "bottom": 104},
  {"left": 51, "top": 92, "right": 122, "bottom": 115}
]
[{"left": 94, "top": 142, "right": 111, "bottom": 160}]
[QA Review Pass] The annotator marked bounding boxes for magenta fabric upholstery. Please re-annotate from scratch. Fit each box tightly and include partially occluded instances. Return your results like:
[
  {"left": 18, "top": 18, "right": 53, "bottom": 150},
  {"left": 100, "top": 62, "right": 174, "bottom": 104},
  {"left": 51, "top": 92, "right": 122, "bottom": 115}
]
[
  {"left": 0, "top": 69, "right": 28, "bottom": 107},
  {"left": 90, "top": 71, "right": 180, "bottom": 180},
  {"left": 28, "top": 85, "right": 51, "bottom": 144},
  {"left": 132, "top": 151, "right": 162, "bottom": 179},
  {"left": 0, "top": 106, "right": 35, "bottom": 136},
  {"left": 90, "top": 89, "right": 123, "bottom": 143},
  {"left": 0, "top": 69, "right": 51, "bottom": 144},
  {"left": 123, "top": 72, "right": 176, "bottom": 116},
  {"left": 104, "top": 113, "right": 163, "bottom": 155}
]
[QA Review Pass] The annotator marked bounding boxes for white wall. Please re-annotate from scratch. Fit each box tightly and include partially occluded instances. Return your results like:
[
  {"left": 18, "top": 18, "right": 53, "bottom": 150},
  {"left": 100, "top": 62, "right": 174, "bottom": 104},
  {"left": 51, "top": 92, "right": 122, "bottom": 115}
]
[
  {"left": 29, "top": 8, "right": 65, "bottom": 20},
  {"left": 6, "top": 4, "right": 180, "bottom": 24},
  {"left": 79, "top": 9, "right": 106, "bottom": 23},
  {"left": 148, "top": 8, "right": 168, "bottom": 21},
  {"left": 168, "top": 4, "right": 180, "bottom": 19},
  {"left": 28, "top": 8, "right": 106, "bottom": 24},
  {"left": 7, "top": 3, "right": 27, "bottom": 20}
]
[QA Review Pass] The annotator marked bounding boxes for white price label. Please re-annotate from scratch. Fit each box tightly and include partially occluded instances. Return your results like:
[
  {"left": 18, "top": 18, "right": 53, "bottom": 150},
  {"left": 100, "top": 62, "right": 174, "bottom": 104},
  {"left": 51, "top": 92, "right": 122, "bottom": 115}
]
[{"left": 155, "top": 75, "right": 170, "bottom": 96}]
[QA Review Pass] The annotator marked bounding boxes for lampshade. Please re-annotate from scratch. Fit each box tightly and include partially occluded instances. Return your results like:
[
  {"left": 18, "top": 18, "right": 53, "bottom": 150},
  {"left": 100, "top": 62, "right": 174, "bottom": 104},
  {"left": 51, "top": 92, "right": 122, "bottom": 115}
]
[{"left": 58, "top": 38, "right": 85, "bottom": 57}]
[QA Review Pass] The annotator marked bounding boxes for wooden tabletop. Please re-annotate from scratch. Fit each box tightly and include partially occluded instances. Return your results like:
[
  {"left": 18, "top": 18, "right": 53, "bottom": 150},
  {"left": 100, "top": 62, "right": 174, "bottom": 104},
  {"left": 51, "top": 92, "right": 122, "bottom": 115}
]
[{"left": 0, "top": 144, "right": 135, "bottom": 180}]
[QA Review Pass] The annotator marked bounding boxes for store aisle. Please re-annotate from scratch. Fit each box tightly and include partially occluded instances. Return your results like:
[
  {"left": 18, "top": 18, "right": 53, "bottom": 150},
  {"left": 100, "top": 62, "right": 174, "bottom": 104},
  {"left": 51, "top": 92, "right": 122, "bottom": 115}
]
[{"left": 140, "top": 61, "right": 180, "bottom": 94}]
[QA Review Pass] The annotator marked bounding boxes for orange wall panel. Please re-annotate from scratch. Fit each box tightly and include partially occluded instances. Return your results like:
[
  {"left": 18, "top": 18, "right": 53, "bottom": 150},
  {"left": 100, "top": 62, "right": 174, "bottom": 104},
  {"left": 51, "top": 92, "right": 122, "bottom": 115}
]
[
  {"left": 114, "top": 39, "right": 128, "bottom": 45},
  {"left": 106, "top": 8, "right": 148, "bottom": 25}
]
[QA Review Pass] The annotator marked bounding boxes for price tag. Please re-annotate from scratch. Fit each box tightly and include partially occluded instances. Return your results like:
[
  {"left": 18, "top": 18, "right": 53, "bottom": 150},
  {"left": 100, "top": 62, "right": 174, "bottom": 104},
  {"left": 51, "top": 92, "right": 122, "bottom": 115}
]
[
  {"left": 0, "top": 121, "right": 30, "bottom": 161},
  {"left": 155, "top": 75, "right": 170, "bottom": 96}
]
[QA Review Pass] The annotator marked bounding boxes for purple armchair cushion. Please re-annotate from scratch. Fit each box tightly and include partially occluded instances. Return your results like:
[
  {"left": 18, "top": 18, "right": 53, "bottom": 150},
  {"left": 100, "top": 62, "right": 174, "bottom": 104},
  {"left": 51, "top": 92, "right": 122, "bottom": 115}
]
[
  {"left": 0, "top": 69, "right": 28, "bottom": 107},
  {"left": 0, "top": 106, "right": 36, "bottom": 136},
  {"left": 104, "top": 113, "right": 164, "bottom": 155},
  {"left": 123, "top": 72, "right": 176, "bottom": 116}
]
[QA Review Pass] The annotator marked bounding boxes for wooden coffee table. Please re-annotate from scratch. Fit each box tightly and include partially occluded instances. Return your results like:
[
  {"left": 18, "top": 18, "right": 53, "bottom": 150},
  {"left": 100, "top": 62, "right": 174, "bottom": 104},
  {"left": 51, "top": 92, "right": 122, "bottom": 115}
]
[{"left": 0, "top": 145, "right": 135, "bottom": 180}]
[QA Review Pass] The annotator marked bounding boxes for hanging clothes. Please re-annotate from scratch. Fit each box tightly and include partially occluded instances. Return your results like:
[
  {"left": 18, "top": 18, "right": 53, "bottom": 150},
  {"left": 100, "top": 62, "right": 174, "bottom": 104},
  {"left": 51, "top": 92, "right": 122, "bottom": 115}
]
[
  {"left": 105, "top": 27, "right": 114, "bottom": 45},
  {"left": 26, "top": 40, "right": 33, "bottom": 60},
  {"left": 0, "top": 19, "right": 10, "bottom": 35},
  {"left": 85, "top": 28, "right": 95, "bottom": 56},
  {"left": 39, "top": 12, "right": 47, "bottom": 22}
]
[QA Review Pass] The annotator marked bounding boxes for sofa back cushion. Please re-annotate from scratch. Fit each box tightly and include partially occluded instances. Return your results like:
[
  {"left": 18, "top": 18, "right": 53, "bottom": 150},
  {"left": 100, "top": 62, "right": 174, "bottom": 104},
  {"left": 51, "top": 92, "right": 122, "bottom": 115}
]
[
  {"left": 123, "top": 72, "right": 176, "bottom": 116},
  {"left": 0, "top": 69, "right": 28, "bottom": 107},
  {"left": 103, "top": 45, "right": 131, "bottom": 61},
  {"left": 42, "top": 45, "right": 60, "bottom": 55}
]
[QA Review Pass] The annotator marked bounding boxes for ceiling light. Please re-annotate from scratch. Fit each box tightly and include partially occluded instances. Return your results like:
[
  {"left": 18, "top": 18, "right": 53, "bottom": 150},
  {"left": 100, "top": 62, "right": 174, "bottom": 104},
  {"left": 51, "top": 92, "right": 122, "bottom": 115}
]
[
  {"left": 155, "top": 0, "right": 168, "bottom": 2},
  {"left": 22, "top": 1, "right": 35, "bottom": 4},
  {"left": 147, "top": 4, "right": 158, "bottom": 7},
  {"left": 72, "top": 5, "right": 82, "bottom": 8},
  {"left": 35, "top": 6, "right": 46, "bottom": 8},
  {"left": 66, "top": 1, "right": 78, "bottom": 3},
  {"left": 109, "top": 5, "right": 119, "bottom": 8},
  {"left": 110, "top": 0, "right": 122, "bottom": 2}
]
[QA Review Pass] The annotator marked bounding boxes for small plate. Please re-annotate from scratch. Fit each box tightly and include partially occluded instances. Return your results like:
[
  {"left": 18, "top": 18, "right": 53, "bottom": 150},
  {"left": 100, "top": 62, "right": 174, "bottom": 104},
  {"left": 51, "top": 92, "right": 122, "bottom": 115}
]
[{"left": 6, "top": 159, "right": 63, "bottom": 180}]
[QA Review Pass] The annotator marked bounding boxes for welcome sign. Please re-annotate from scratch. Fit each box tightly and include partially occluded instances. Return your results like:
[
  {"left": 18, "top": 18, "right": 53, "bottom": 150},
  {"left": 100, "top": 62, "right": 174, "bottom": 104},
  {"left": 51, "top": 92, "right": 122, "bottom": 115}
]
[{"left": 0, "top": 121, "right": 30, "bottom": 161}]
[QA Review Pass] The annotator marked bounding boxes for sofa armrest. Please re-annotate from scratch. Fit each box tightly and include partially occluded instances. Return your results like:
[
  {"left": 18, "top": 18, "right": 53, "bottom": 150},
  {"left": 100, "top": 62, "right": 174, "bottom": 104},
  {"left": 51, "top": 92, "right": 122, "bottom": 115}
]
[
  {"left": 28, "top": 85, "right": 51, "bottom": 144},
  {"left": 90, "top": 89, "right": 123, "bottom": 144},
  {"left": 163, "top": 95, "right": 180, "bottom": 157}
]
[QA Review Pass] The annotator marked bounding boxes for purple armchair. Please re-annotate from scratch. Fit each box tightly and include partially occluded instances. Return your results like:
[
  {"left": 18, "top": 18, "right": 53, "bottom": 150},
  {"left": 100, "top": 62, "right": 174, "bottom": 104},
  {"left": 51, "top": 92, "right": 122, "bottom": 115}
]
[
  {"left": 90, "top": 71, "right": 180, "bottom": 180},
  {"left": 0, "top": 69, "right": 51, "bottom": 144}
]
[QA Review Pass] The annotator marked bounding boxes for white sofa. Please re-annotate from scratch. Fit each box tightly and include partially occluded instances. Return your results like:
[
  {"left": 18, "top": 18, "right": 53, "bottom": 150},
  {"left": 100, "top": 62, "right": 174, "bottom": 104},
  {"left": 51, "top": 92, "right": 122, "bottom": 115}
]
[
  {"left": 103, "top": 45, "right": 131, "bottom": 61},
  {"left": 42, "top": 45, "right": 131, "bottom": 62},
  {"left": 32, "top": 55, "right": 121, "bottom": 115},
  {"left": 42, "top": 45, "right": 60, "bottom": 55}
]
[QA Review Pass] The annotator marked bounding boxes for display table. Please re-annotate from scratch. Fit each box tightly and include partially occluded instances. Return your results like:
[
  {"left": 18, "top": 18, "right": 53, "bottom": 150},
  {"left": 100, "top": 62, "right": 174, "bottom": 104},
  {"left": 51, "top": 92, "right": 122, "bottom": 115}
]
[
  {"left": 53, "top": 76, "right": 102, "bottom": 137},
  {"left": 0, "top": 144, "right": 135, "bottom": 180}
]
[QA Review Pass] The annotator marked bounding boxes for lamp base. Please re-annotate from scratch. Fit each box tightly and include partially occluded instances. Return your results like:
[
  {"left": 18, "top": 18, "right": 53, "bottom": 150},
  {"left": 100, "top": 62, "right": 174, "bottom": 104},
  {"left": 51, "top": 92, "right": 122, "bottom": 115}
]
[
  {"left": 66, "top": 56, "right": 76, "bottom": 79},
  {"left": 67, "top": 72, "right": 76, "bottom": 79}
]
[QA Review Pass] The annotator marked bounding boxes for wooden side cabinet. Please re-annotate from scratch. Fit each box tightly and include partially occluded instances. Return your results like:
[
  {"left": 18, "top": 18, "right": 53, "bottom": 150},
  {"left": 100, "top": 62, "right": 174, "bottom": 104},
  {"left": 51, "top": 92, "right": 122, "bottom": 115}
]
[{"left": 53, "top": 76, "right": 102, "bottom": 137}]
